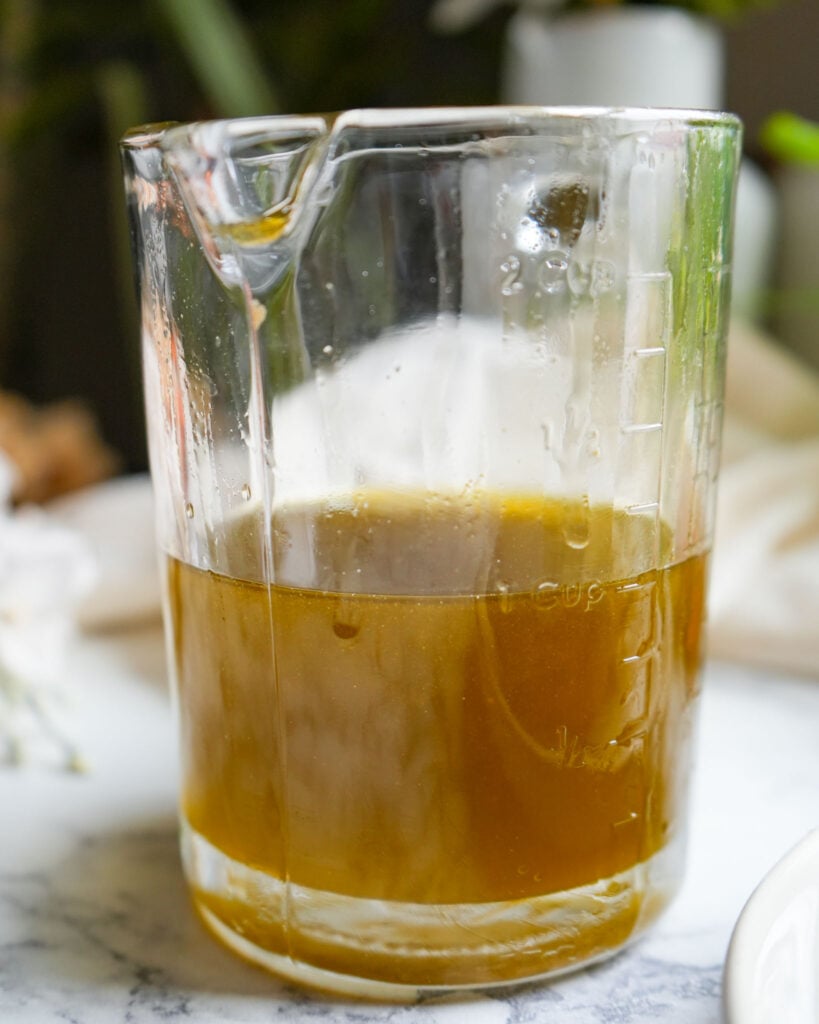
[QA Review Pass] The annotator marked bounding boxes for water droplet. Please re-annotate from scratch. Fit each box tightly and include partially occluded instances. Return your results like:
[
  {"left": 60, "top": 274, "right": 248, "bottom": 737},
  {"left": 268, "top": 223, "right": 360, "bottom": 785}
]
[
  {"left": 241, "top": 484, "right": 252, "bottom": 502},
  {"left": 333, "top": 619, "right": 360, "bottom": 641},
  {"left": 563, "top": 501, "right": 590, "bottom": 550},
  {"left": 184, "top": 502, "right": 195, "bottom": 519},
  {"left": 361, "top": 269, "right": 369, "bottom": 278},
  {"left": 565, "top": 524, "right": 589, "bottom": 548},
  {"left": 322, "top": 344, "right": 333, "bottom": 355}
]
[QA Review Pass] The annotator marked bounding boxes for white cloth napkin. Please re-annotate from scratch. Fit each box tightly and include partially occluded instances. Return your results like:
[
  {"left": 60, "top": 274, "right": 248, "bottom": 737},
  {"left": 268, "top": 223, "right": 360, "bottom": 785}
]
[
  {"left": 710, "top": 322, "right": 819, "bottom": 677},
  {"left": 47, "top": 473, "right": 161, "bottom": 631},
  {"left": 0, "top": 458, "right": 97, "bottom": 767}
]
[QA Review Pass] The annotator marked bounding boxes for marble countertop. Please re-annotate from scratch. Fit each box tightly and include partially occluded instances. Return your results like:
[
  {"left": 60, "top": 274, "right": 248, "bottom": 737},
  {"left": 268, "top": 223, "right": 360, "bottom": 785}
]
[{"left": 2, "top": 622, "right": 818, "bottom": 1023}]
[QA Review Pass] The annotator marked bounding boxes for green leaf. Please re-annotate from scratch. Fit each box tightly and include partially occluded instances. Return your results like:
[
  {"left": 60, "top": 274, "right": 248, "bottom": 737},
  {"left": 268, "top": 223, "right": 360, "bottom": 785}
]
[{"left": 157, "top": 0, "right": 279, "bottom": 118}]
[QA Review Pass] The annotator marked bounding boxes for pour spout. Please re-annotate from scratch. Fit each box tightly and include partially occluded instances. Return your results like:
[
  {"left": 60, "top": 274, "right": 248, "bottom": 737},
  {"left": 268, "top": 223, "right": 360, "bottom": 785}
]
[{"left": 156, "top": 116, "right": 330, "bottom": 292}]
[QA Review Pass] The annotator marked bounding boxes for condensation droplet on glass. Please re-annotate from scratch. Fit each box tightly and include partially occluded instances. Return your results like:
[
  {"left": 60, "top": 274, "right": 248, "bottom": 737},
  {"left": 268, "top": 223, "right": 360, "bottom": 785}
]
[
  {"left": 361, "top": 269, "right": 369, "bottom": 278},
  {"left": 565, "top": 528, "right": 589, "bottom": 552},
  {"left": 429, "top": 276, "right": 437, "bottom": 285},
  {"left": 184, "top": 502, "right": 195, "bottom": 519},
  {"left": 333, "top": 620, "right": 360, "bottom": 641},
  {"left": 563, "top": 500, "right": 590, "bottom": 550}
]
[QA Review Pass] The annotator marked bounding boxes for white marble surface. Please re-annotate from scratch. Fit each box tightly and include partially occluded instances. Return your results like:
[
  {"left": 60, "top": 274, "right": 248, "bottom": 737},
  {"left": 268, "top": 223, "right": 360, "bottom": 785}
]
[{"left": 2, "top": 623, "right": 818, "bottom": 1023}]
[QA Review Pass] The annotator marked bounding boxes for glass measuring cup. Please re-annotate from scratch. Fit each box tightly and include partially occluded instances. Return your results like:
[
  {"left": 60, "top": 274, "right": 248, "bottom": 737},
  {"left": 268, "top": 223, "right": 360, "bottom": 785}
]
[{"left": 122, "top": 107, "right": 741, "bottom": 998}]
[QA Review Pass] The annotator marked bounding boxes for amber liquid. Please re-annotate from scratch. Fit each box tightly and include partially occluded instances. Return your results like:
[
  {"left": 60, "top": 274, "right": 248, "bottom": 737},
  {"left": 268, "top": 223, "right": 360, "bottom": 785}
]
[{"left": 167, "top": 493, "right": 706, "bottom": 989}]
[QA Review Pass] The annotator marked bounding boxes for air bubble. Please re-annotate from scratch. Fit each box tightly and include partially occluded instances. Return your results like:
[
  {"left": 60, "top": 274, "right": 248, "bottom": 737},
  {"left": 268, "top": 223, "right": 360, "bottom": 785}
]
[
  {"left": 184, "top": 502, "right": 195, "bottom": 519},
  {"left": 241, "top": 484, "right": 252, "bottom": 502},
  {"left": 322, "top": 344, "right": 333, "bottom": 355}
]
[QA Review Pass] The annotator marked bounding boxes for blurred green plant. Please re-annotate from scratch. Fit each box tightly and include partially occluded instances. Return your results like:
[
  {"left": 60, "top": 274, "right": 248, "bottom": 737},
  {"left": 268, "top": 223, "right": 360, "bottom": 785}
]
[{"left": 760, "top": 111, "right": 819, "bottom": 166}]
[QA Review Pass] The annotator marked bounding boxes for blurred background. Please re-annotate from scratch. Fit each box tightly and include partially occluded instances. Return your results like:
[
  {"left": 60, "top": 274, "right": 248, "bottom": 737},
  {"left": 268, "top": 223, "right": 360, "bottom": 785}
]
[{"left": 0, "top": 0, "right": 817, "bottom": 483}]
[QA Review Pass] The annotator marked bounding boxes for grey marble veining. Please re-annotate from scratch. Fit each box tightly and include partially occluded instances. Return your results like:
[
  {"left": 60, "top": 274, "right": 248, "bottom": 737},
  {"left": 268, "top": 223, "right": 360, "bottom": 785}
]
[{"left": 1, "top": 626, "right": 818, "bottom": 1023}]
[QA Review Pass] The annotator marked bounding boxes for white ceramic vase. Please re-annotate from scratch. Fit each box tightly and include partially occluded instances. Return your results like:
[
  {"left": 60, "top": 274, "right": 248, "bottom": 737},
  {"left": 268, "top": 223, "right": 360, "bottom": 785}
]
[
  {"left": 503, "top": 6, "right": 723, "bottom": 110},
  {"left": 502, "top": 6, "right": 777, "bottom": 323}
]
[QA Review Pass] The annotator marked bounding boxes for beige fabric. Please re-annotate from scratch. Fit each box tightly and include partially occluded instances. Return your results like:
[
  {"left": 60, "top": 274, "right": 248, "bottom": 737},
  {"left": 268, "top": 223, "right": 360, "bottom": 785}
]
[{"left": 709, "top": 321, "right": 819, "bottom": 677}]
